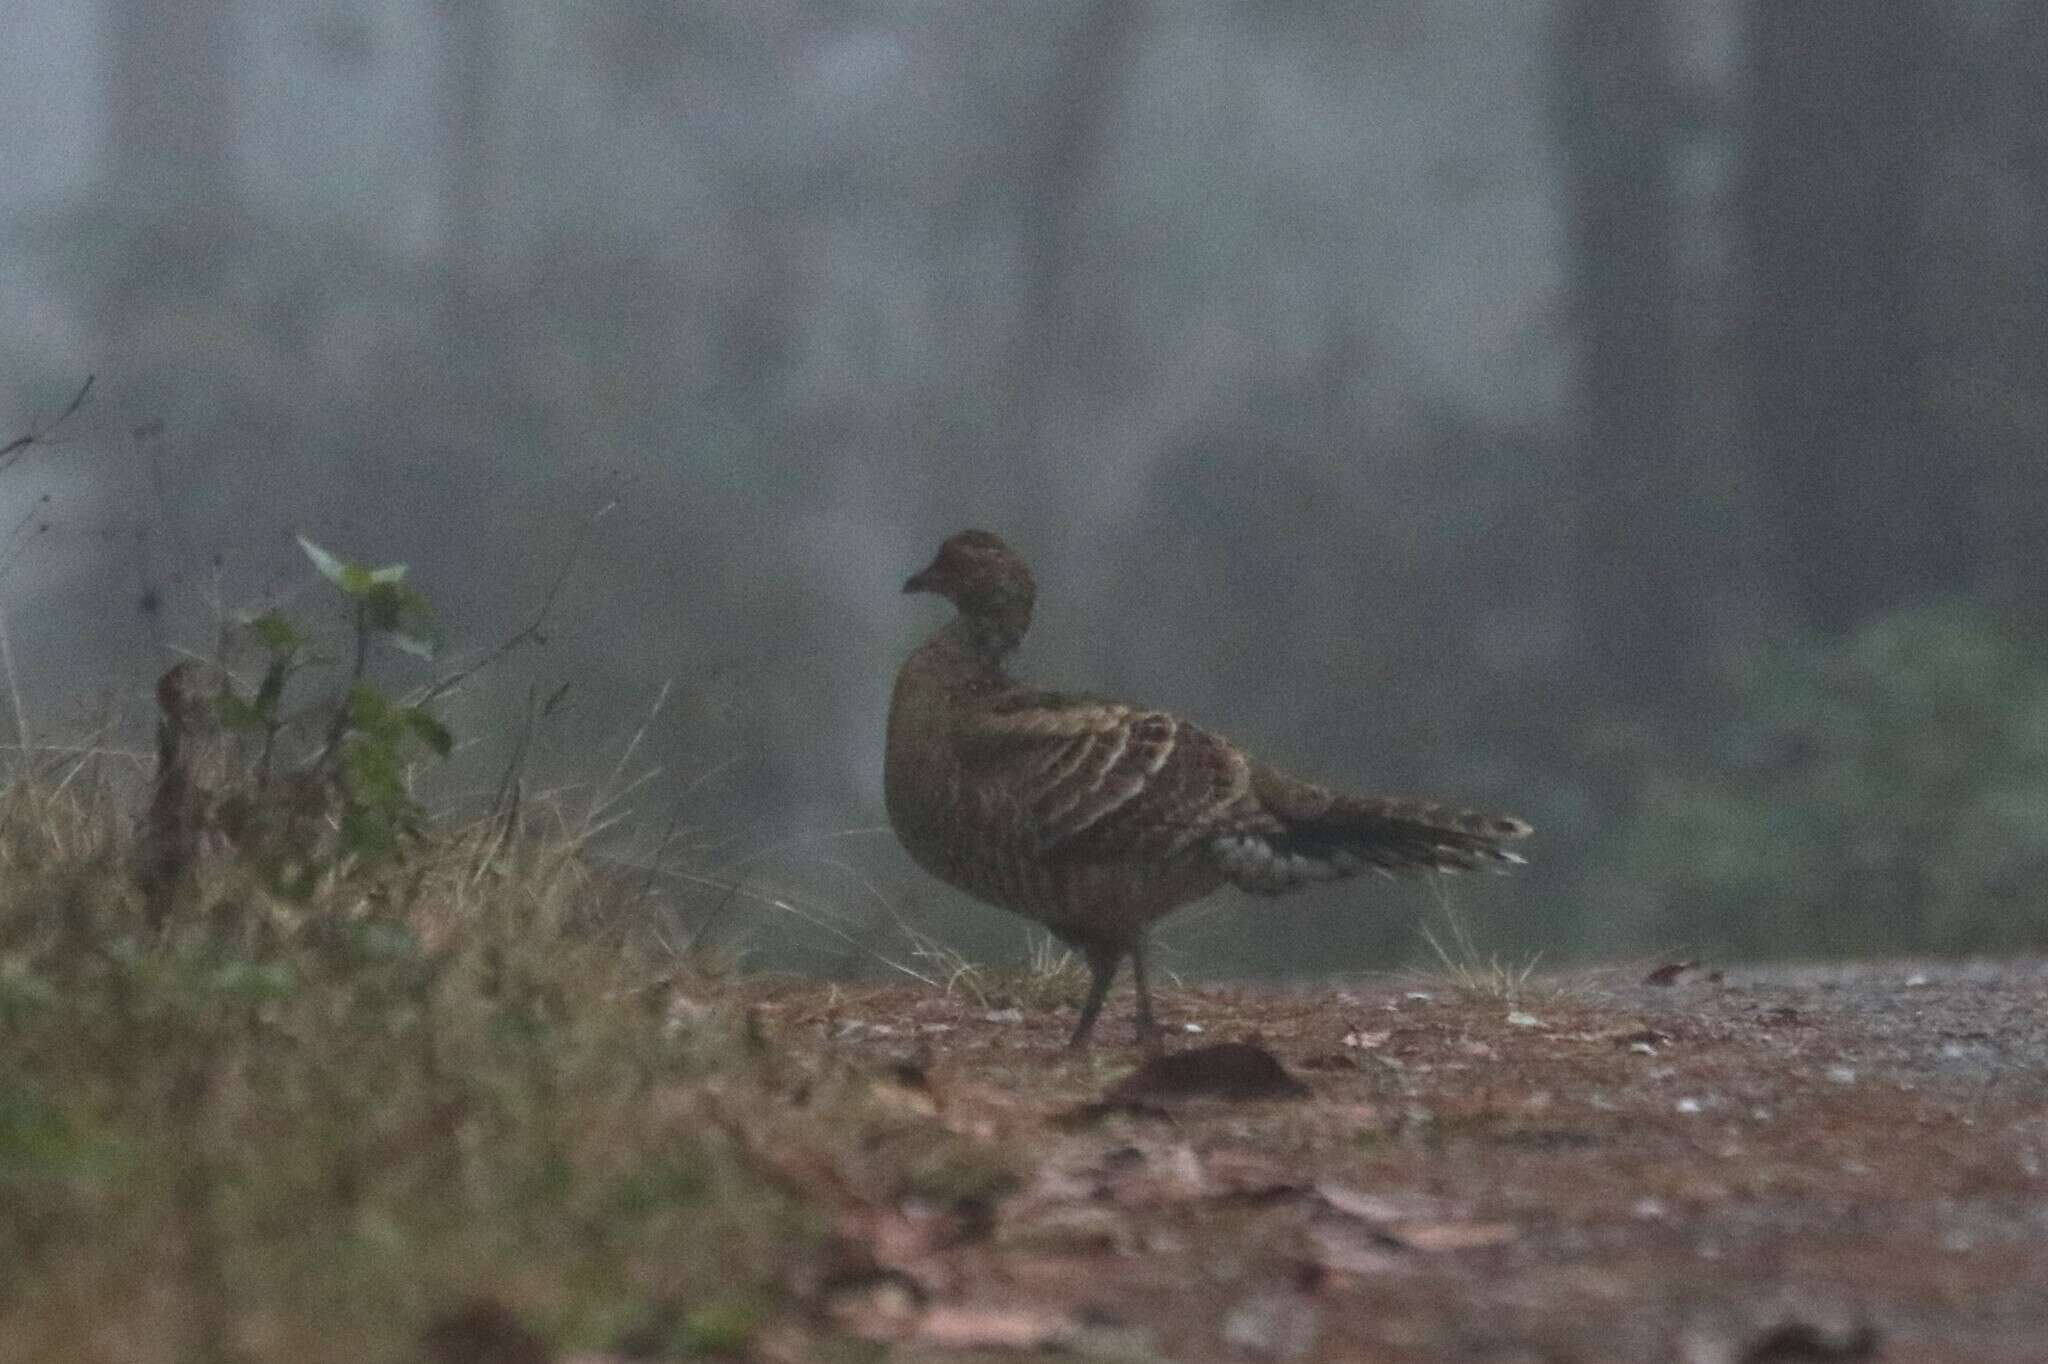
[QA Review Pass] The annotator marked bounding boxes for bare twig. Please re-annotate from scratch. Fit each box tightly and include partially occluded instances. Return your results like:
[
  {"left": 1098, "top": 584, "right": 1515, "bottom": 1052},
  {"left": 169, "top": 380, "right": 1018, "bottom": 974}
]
[
  {"left": 0, "top": 374, "right": 94, "bottom": 473},
  {"left": 0, "top": 605, "right": 29, "bottom": 752},
  {"left": 417, "top": 498, "right": 615, "bottom": 707},
  {"left": 309, "top": 597, "right": 373, "bottom": 777}
]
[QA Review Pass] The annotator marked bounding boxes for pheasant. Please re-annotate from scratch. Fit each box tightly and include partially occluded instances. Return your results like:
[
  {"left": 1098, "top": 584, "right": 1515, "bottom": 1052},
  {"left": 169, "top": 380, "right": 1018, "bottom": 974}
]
[{"left": 884, "top": 529, "right": 1531, "bottom": 1048}]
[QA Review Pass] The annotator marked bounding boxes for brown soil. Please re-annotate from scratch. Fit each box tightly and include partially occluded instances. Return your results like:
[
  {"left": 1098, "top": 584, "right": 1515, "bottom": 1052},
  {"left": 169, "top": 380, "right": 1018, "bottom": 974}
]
[{"left": 746, "top": 959, "right": 2048, "bottom": 1363}]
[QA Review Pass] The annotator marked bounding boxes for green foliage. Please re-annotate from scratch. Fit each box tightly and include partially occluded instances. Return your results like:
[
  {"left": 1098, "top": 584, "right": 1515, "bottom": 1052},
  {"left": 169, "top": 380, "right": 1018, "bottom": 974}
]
[
  {"left": 0, "top": 774, "right": 1004, "bottom": 1361},
  {"left": 0, "top": 534, "right": 1013, "bottom": 1360},
  {"left": 200, "top": 537, "right": 453, "bottom": 888},
  {"left": 1601, "top": 602, "right": 2048, "bottom": 956},
  {"left": 297, "top": 534, "right": 441, "bottom": 661},
  {"left": 0, "top": 845, "right": 789, "bottom": 1360}
]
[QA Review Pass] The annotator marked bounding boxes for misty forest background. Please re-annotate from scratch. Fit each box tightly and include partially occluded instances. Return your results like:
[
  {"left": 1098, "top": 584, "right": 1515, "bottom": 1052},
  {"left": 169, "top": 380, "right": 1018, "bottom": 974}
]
[{"left": 3, "top": 1, "right": 2047, "bottom": 978}]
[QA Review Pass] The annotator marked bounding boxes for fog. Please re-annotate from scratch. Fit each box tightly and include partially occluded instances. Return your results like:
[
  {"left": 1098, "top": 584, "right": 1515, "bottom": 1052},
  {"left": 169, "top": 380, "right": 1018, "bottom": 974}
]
[{"left": 4, "top": 1, "right": 2046, "bottom": 974}]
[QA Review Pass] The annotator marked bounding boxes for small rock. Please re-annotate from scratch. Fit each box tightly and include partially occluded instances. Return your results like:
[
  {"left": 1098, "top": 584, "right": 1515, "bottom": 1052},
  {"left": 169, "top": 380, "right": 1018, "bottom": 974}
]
[
  {"left": 1221, "top": 1291, "right": 1320, "bottom": 1360},
  {"left": 420, "top": 1299, "right": 548, "bottom": 1364},
  {"left": 1106, "top": 1043, "right": 1311, "bottom": 1104},
  {"left": 1734, "top": 1318, "right": 1880, "bottom": 1362}
]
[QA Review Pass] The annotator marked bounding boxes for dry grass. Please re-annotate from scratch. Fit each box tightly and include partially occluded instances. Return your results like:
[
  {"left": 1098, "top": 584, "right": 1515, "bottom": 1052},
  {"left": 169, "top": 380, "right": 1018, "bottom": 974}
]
[
  {"left": 880, "top": 920, "right": 1094, "bottom": 1017},
  {"left": 1411, "top": 879, "right": 1543, "bottom": 1003},
  {"left": 0, "top": 752, "right": 1008, "bottom": 1363}
]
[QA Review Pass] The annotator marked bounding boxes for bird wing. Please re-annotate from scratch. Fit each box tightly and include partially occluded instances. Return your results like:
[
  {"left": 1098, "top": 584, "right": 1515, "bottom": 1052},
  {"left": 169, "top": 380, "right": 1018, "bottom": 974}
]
[{"left": 957, "top": 689, "right": 1254, "bottom": 860}]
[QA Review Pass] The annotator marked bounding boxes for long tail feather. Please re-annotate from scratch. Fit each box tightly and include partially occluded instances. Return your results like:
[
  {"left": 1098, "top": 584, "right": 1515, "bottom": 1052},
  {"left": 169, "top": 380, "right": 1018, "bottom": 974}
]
[{"left": 1213, "top": 793, "right": 1531, "bottom": 895}]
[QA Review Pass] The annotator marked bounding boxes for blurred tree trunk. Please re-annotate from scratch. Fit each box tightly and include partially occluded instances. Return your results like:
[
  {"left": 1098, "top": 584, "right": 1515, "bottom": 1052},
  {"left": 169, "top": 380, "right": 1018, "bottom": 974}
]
[
  {"left": 1743, "top": 0, "right": 1963, "bottom": 632},
  {"left": 434, "top": 0, "right": 508, "bottom": 302},
  {"left": 997, "top": 2, "right": 1145, "bottom": 555},
  {"left": 1999, "top": 5, "right": 2048, "bottom": 602},
  {"left": 100, "top": 0, "right": 241, "bottom": 265},
  {"left": 1553, "top": 0, "right": 1690, "bottom": 693}
]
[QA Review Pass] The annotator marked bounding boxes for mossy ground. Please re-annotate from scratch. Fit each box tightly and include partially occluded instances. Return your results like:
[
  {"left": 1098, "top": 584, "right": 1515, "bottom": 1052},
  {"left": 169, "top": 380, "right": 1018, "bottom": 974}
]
[
  {"left": 0, "top": 765, "right": 1006, "bottom": 1363},
  {"left": 6, "top": 758, "right": 2046, "bottom": 1361}
]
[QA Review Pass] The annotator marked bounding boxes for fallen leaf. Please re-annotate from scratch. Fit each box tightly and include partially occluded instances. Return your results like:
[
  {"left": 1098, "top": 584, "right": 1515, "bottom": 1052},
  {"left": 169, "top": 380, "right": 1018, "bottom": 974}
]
[
  {"left": 1386, "top": 1220, "right": 1519, "bottom": 1252},
  {"left": 1315, "top": 1183, "right": 1445, "bottom": 1223},
  {"left": 1221, "top": 1291, "right": 1320, "bottom": 1360},
  {"left": 915, "top": 1304, "right": 1076, "bottom": 1350},
  {"left": 1307, "top": 1221, "right": 1403, "bottom": 1276},
  {"left": 1202, "top": 1148, "right": 1309, "bottom": 1201},
  {"left": 821, "top": 1271, "right": 923, "bottom": 1340}
]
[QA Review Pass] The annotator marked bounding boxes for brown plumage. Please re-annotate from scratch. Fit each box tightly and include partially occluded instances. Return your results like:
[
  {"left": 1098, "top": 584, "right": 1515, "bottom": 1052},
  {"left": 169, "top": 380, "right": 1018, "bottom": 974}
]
[{"left": 885, "top": 530, "right": 1531, "bottom": 1048}]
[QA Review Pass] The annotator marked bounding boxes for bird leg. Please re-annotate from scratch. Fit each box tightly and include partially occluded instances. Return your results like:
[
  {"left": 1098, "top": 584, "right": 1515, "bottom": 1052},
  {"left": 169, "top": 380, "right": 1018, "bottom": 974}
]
[
  {"left": 1067, "top": 943, "right": 1121, "bottom": 1050},
  {"left": 1130, "top": 936, "right": 1163, "bottom": 1051}
]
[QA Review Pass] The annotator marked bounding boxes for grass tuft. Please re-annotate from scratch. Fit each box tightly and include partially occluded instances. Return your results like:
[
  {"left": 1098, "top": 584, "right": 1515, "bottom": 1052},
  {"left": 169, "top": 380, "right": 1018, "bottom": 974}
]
[
  {"left": 887, "top": 924, "right": 1092, "bottom": 1015},
  {"left": 1412, "top": 880, "right": 1543, "bottom": 1003},
  {"left": 0, "top": 755, "right": 1003, "bottom": 1362}
]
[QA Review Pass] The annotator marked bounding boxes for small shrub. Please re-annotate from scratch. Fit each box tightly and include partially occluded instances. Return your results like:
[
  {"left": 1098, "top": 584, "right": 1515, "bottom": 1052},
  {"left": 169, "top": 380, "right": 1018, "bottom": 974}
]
[
  {"left": 0, "top": 539, "right": 1011, "bottom": 1362},
  {"left": 1598, "top": 602, "right": 2048, "bottom": 957}
]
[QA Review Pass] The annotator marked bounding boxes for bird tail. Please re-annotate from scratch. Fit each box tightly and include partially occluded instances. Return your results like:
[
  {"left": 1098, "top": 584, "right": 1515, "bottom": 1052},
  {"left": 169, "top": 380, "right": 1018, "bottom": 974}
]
[{"left": 1211, "top": 782, "right": 1531, "bottom": 896}]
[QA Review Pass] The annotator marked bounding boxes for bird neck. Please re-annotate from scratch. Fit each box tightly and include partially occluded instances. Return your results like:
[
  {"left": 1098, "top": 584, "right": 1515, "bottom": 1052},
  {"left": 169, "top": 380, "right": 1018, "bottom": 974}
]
[{"left": 944, "top": 605, "right": 1029, "bottom": 666}]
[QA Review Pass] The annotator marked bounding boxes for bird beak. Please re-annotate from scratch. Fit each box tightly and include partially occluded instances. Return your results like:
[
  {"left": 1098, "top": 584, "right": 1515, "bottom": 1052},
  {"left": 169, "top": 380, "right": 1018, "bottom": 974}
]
[{"left": 903, "top": 564, "right": 938, "bottom": 595}]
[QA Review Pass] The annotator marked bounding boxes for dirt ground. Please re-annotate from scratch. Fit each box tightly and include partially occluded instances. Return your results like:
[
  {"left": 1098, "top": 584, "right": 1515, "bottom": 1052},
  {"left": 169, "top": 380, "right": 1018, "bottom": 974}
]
[{"left": 745, "top": 959, "right": 2048, "bottom": 1363}]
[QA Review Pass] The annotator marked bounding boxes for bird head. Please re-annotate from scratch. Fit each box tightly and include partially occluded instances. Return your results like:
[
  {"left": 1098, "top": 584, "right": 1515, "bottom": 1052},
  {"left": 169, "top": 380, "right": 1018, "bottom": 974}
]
[{"left": 904, "top": 529, "right": 1036, "bottom": 647}]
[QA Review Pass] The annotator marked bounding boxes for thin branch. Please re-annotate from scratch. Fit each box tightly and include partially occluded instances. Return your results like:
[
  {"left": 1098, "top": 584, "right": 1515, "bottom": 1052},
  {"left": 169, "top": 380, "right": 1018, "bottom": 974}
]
[
  {"left": 417, "top": 498, "right": 615, "bottom": 707},
  {"left": 0, "top": 606, "right": 30, "bottom": 752},
  {"left": 0, "top": 375, "right": 95, "bottom": 473},
  {"left": 308, "top": 597, "right": 372, "bottom": 777}
]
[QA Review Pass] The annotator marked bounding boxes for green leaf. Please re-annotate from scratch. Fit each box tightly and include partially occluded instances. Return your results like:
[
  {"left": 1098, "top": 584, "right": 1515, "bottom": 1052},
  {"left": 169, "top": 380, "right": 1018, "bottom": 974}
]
[
  {"left": 263, "top": 859, "right": 324, "bottom": 901},
  {"left": 207, "top": 961, "right": 299, "bottom": 1002},
  {"left": 243, "top": 609, "right": 304, "bottom": 656},
  {"left": 402, "top": 707, "right": 454, "bottom": 759},
  {"left": 347, "top": 683, "right": 393, "bottom": 734},
  {"left": 388, "top": 629, "right": 439, "bottom": 661},
  {"left": 340, "top": 805, "right": 402, "bottom": 862},
  {"left": 215, "top": 692, "right": 269, "bottom": 734},
  {"left": 299, "top": 534, "right": 408, "bottom": 599},
  {"left": 253, "top": 659, "right": 290, "bottom": 722},
  {"left": 677, "top": 1301, "right": 762, "bottom": 1355},
  {"left": 296, "top": 534, "right": 352, "bottom": 590},
  {"left": 345, "top": 737, "right": 406, "bottom": 805},
  {"left": 364, "top": 583, "right": 440, "bottom": 659}
]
